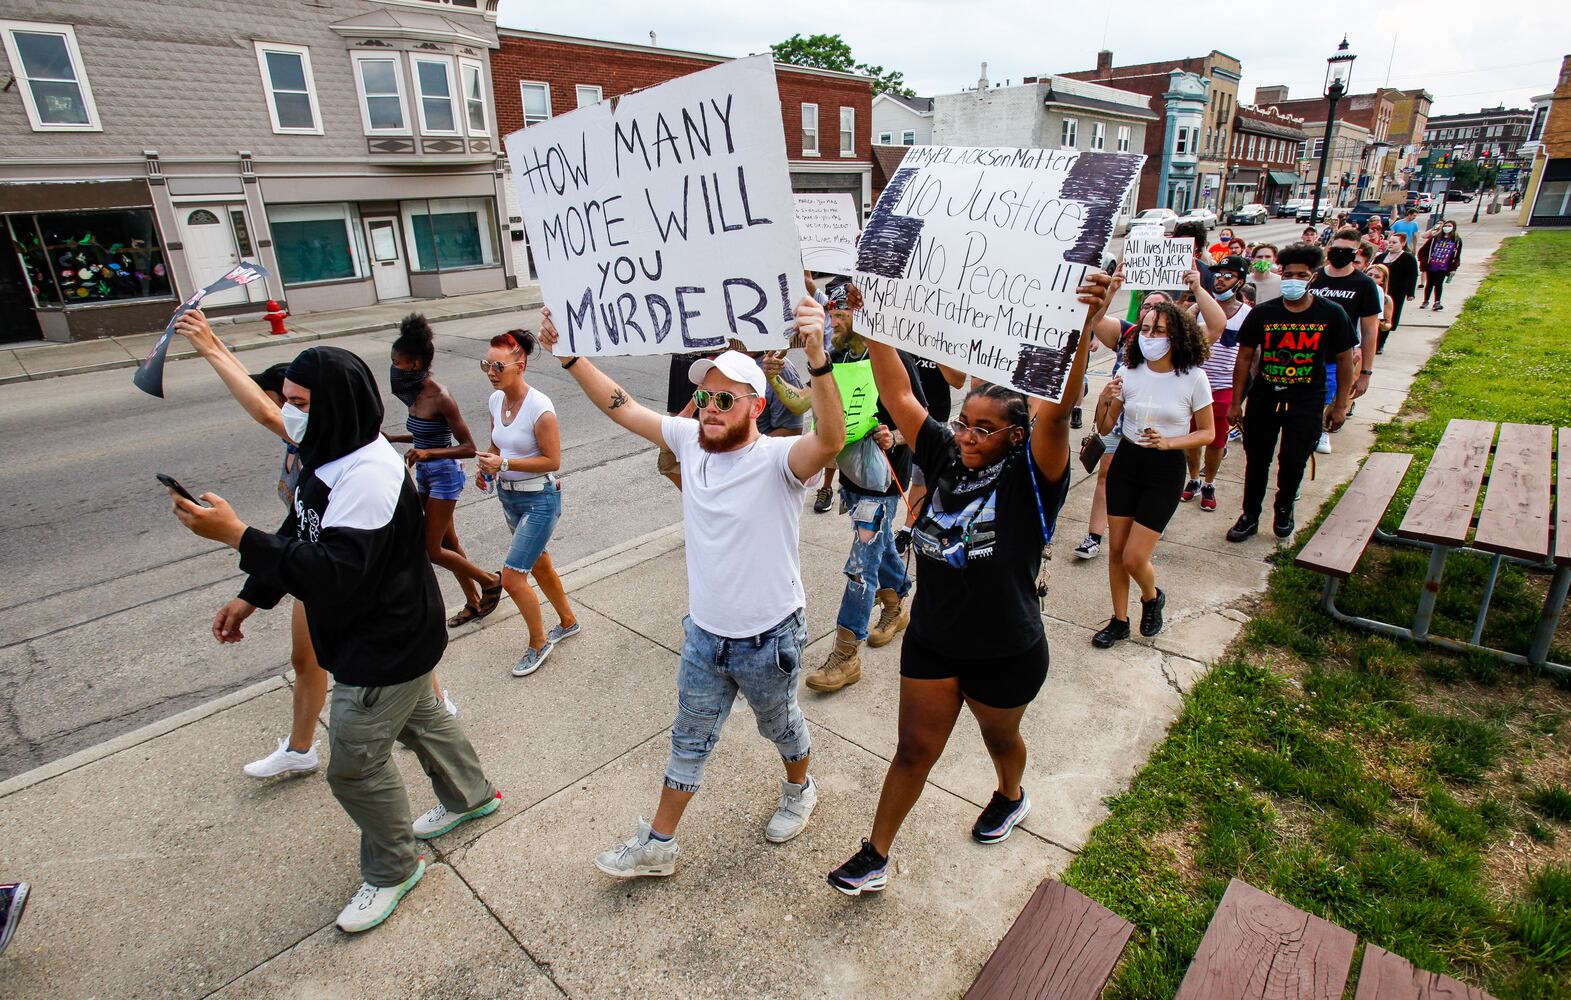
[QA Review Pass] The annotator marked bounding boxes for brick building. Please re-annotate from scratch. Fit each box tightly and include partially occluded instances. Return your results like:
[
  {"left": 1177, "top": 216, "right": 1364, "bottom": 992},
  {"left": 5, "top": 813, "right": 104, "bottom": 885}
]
[
  {"left": 1381, "top": 88, "right": 1433, "bottom": 199},
  {"left": 1519, "top": 55, "right": 1571, "bottom": 227},
  {"left": 491, "top": 29, "right": 873, "bottom": 279},
  {"left": 1423, "top": 105, "right": 1536, "bottom": 166},
  {"left": 0, "top": 0, "right": 513, "bottom": 343},
  {"left": 1255, "top": 85, "right": 1396, "bottom": 205},
  {"left": 1063, "top": 49, "right": 1242, "bottom": 213},
  {"left": 1229, "top": 105, "right": 1308, "bottom": 210}
]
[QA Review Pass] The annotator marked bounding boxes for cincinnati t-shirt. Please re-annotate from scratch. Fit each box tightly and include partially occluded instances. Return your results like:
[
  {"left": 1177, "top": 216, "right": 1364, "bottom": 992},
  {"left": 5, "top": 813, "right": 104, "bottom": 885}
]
[
  {"left": 1235, "top": 295, "right": 1357, "bottom": 405},
  {"left": 1312, "top": 268, "right": 1381, "bottom": 332}
]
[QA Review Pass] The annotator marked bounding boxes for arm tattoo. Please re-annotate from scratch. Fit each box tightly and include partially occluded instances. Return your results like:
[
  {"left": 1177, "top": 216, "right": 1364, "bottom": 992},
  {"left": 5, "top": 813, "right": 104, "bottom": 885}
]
[{"left": 608, "top": 388, "right": 629, "bottom": 410}]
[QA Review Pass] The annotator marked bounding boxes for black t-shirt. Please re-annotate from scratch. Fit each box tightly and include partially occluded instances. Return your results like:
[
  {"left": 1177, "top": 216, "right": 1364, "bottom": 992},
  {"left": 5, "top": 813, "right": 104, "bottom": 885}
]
[
  {"left": 1310, "top": 268, "right": 1380, "bottom": 336},
  {"left": 831, "top": 346, "right": 926, "bottom": 497},
  {"left": 1235, "top": 295, "right": 1358, "bottom": 406},
  {"left": 911, "top": 356, "right": 955, "bottom": 422},
  {"left": 907, "top": 417, "right": 1070, "bottom": 658}
]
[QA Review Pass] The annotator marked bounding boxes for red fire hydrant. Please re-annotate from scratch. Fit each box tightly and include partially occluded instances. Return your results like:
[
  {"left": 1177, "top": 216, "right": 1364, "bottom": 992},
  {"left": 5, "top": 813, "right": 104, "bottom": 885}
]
[{"left": 264, "top": 299, "right": 289, "bottom": 336}]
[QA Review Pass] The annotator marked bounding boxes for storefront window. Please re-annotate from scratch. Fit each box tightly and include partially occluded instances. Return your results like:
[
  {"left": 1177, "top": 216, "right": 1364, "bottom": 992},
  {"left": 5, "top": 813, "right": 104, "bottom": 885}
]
[
  {"left": 401, "top": 198, "right": 497, "bottom": 271},
  {"left": 267, "top": 203, "right": 364, "bottom": 285},
  {"left": 6, "top": 209, "right": 171, "bottom": 307}
]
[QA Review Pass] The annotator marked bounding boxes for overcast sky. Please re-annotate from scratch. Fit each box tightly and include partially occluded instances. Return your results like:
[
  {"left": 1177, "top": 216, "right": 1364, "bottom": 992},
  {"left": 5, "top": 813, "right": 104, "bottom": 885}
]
[{"left": 496, "top": 1, "right": 1567, "bottom": 118}]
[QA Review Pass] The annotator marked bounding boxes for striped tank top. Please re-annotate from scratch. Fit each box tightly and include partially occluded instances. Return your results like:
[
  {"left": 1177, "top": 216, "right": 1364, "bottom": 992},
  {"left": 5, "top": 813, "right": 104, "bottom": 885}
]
[{"left": 406, "top": 413, "right": 453, "bottom": 450}]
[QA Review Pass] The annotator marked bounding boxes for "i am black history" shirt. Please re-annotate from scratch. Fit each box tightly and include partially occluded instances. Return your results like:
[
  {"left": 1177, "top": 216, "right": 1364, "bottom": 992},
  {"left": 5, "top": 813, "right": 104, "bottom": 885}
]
[{"left": 1235, "top": 294, "right": 1357, "bottom": 406}]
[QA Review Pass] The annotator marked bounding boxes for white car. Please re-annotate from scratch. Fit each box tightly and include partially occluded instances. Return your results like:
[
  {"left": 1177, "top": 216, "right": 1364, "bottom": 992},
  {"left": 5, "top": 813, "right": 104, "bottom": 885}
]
[
  {"left": 1177, "top": 208, "right": 1218, "bottom": 229},
  {"left": 1230, "top": 203, "right": 1270, "bottom": 225},
  {"left": 1130, "top": 208, "right": 1180, "bottom": 234}
]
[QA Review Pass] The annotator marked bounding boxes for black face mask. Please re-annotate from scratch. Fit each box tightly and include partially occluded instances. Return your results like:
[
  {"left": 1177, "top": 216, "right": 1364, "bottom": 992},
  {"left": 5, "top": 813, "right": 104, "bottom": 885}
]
[
  {"left": 389, "top": 366, "right": 428, "bottom": 406},
  {"left": 1326, "top": 246, "right": 1357, "bottom": 268}
]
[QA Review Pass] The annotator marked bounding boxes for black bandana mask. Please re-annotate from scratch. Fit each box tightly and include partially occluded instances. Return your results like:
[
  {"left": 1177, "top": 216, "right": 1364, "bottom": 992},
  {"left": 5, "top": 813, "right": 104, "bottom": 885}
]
[{"left": 389, "top": 366, "right": 428, "bottom": 406}]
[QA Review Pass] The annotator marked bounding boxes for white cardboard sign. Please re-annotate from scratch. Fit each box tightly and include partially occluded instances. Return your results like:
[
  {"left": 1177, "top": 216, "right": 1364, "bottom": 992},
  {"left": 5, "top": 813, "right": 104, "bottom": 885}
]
[
  {"left": 794, "top": 192, "right": 861, "bottom": 275},
  {"left": 853, "top": 145, "right": 1145, "bottom": 402},
  {"left": 1120, "top": 234, "right": 1195, "bottom": 291},
  {"left": 504, "top": 55, "right": 807, "bottom": 357}
]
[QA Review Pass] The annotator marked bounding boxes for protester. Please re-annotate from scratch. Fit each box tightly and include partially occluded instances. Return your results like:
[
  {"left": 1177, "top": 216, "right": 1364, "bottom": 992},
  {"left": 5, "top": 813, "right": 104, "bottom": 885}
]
[
  {"left": 1309, "top": 227, "right": 1381, "bottom": 454},
  {"left": 1418, "top": 221, "right": 1463, "bottom": 310},
  {"left": 0, "top": 881, "right": 26, "bottom": 958},
  {"left": 1248, "top": 243, "right": 1282, "bottom": 304},
  {"left": 1368, "top": 264, "right": 1396, "bottom": 348},
  {"left": 1228, "top": 237, "right": 1247, "bottom": 260},
  {"left": 474, "top": 330, "right": 579, "bottom": 678},
  {"left": 1182, "top": 257, "right": 1250, "bottom": 512},
  {"left": 808, "top": 281, "right": 925, "bottom": 694},
  {"left": 903, "top": 355, "right": 968, "bottom": 544},
  {"left": 1092, "top": 300, "right": 1215, "bottom": 647},
  {"left": 825, "top": 272, "right": 1115, "bottom": 896},
  {"left": 168, "top": 345, "right": 499, "bottom": 933},
  {"left": 1391, "top": 208, "right": 1422, "bottom": 245},
  {"left": 538, "top": 296, "right": 843, "bottom": 877},
  {"left": 1207, "top": 227, "right": 1235, "bottom": 261},
  {"left": 756, "top": 351, "right": 806, "bottom": 437},
  {"left": 385, "top": 315, "right": 503, "bottom": 630},
  {"left": 1375, "top": 233, "right": 1419, "bottom": 345},
  {"left": 1172, "top": 221, "right": 1217, "bottom": 293},
  {"left": 1226, "top": 243, "right": 1357, "bottom": 543},
  {"left": 1301, "top": 225, "right": 1320, "bottom": 247}
]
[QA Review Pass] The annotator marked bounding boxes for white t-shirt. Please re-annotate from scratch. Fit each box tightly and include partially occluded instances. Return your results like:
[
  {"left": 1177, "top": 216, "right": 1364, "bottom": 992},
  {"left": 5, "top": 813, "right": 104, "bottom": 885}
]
[
  {"left": 488, "top": 387, "right": 555, "bottom": 481},
  {"left": 1200, "top": 303, "right": 1250, "bottom": 391},
  {"left": 1118, "top": 363, "right": 1213, "bottom": 445},
  {"left": 662, "top": 416, "right": 820, "bottom": 638}
]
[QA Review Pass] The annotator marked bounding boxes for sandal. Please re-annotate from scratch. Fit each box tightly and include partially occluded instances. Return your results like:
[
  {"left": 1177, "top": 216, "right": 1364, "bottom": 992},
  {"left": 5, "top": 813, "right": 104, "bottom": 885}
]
[
  {"left": 447, "top": 604, "right": 482, "bottom": 628},
  {"left": 475, "top": 577, "right": 505, "bottom": 619}
]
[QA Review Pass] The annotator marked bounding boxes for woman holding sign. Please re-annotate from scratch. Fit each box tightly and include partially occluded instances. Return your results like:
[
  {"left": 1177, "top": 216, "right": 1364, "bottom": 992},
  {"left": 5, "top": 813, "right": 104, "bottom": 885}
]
[
  {"left": 1091, "top": 301, "right": 1215, "bottom": 648},
  {"left": 827, "top": 271, "right": 1118, "bottom": 897}
]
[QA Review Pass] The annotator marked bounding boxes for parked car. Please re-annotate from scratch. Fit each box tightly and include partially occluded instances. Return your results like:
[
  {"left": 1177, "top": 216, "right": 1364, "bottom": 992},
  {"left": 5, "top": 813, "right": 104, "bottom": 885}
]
[
  {"left": 1130, "top": 208, "right": 1180, "bottom": 234},
  {"left": 1295, "top": 201, "right": 1332, "bottom": 223},
  {"left": 1444, "top": 189, "right": 1474, "bottom": 203},
  {"left": 1345, "top": 200, "right": 1387, "bottom": 228},
  {"left": 1278, "top": 198, "right": 1309, "bottom": 218},
  {"left": 1229, "top": 203, "right": 1270, "bottom": 225},
  {"left": 1177, "top": 207, "right": 1219, "bottom": 229},
  {"left": 1404, "top": 191, "right": 1435, "bottom": 212}
]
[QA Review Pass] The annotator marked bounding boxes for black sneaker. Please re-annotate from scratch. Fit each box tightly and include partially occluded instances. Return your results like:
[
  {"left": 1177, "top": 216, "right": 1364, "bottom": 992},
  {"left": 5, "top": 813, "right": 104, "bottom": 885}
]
[
  {"left": 972, "top": 790, "right": 1032, "bottom": 844},
  {"left": 1226, "top": 515, "right": 1258, "bottom": 543},
  {"left": 1180, "top": 478, "right": 1201, "bottom": 502},
  {"left": 0, "top": 882, "right": 29, "bottom": 958},
  {"left": 1092, "top": 617, "right": 1130, "bottom": 648},
  {"left": 1070, "top": 406, "right": 1083, "bottom": 430},
  {"left": 812, "top": 485, "right": 834, "bottom": 513},
  {"left": 1139, "top": 588, "right": 1166, "bottom": 637},
  {"left": 828, "top": 840, "right": 889, "bottom": 896},
  {"left": 1273, "top": 507, "right": 1296, "bottom": 539}
]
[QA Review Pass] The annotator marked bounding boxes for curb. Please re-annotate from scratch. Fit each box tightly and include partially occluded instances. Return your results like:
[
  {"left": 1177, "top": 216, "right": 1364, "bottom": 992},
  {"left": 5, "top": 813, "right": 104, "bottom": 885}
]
[
  {"left": 0, "top": 520, "right": 687, "bottom": 799},
  {"left": 0, "top": 295, "right": 542, "bottom": 387}
]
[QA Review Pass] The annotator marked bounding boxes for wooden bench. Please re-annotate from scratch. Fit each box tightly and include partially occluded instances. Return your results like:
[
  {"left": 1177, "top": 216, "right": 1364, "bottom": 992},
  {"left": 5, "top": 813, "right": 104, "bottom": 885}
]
[
  {"left": 1173, "top": 879, "right": 1356, "bottom": 1000},
  {"left": 1297, "top": 452, "right": 1413, "bottom": 578},
  {"left": 965, "top": 880, "right": 1134, "bottom": 1000},
  {"left": 1353, "top": 944, "right": 1496, "bottom": 1000}
]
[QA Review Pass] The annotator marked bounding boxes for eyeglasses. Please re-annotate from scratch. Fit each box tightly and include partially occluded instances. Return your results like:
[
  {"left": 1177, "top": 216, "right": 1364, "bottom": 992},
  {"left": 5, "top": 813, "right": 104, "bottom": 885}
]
[
  {"left": 693, "top": 389, "right": 757, "bottom": 412},
  {"left": 948, "top": 418, "right": 1012, "bottom": 441},
  {"left": 479, "top": 360, "right": 523, "bottom": 375}
]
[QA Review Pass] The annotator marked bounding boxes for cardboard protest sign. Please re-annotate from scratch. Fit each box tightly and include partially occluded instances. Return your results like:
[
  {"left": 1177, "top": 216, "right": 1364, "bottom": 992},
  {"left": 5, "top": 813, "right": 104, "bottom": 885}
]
[
  {"left": 794, "top": 193, "right": 860, "bottom": 275},
  {"left": 504, "top": 54, "right": 806, "bottom": 358},
  {"left": 1120, "top": 234, "right": 1195, "bottom": 291},
  {"left": 132, "top": 261, "right": 270, "bottom": 398},
  {"left": 853, "top": 146, "right": 1144, "bottom": 402}
]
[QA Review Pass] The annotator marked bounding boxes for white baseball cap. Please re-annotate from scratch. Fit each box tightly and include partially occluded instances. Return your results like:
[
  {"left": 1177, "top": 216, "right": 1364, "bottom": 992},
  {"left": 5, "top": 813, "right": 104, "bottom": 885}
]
[{"left": 688, "top": 350, "right": 766, "bottom": 398}]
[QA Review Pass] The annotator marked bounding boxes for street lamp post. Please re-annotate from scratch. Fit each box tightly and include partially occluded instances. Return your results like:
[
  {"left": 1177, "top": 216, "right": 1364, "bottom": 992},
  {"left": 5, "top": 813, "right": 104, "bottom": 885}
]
[{"left": 1309, "top": 37, "right": 1356, "bottom": 231}]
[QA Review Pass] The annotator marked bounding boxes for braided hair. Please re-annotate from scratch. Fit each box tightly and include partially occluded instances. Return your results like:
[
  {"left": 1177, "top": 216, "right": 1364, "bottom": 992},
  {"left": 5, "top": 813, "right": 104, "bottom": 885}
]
[{"left": 964, "top": 382, "right": 1030, "bottom": 428}]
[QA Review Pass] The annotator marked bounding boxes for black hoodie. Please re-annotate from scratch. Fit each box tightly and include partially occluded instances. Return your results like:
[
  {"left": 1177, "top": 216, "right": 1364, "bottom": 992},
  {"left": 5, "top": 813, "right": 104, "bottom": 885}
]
[{"left": 236, "top": 347, "right": 445, "bottom": 687}]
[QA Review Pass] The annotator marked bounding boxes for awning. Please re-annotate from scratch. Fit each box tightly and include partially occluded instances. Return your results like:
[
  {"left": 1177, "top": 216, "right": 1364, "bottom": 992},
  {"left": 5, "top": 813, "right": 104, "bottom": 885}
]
[{"left": 1268, "top": 171, "right": 1301, "bottom": 187}]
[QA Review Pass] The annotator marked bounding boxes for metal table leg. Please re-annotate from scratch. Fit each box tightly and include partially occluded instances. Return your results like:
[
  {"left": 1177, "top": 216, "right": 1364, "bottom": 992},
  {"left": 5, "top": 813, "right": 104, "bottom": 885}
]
[
  {"left": 1471, "top": 554, "right": 1504, "bottom": 646},
  {"left": 1528, "top": 565, "right": 1571, "bottom": 667},
  {"left": 1411, "top": 544, "right": 1450, "bottom": 641}
]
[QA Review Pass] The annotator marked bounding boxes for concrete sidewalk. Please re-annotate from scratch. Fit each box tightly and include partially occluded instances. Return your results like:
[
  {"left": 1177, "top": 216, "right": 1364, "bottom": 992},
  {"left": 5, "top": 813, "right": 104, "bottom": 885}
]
[
  {"left": 0, "top": 214, "right": 1523, "bottom": 999},
  {"left": 0, "top": 284, "right": 542, "bottom": 386}
]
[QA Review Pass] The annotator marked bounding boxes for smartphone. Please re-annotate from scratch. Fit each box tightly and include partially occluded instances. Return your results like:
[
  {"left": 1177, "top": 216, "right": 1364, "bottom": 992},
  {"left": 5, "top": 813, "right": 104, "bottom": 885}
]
[{"left": 157, "top": 473, "right": 204, "bottom": 506}]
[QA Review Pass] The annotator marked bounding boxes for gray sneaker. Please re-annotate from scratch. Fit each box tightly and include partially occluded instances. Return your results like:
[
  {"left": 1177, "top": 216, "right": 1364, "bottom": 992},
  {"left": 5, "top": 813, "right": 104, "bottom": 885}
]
[
  {"left": 594, "top": 817, "right": 678, "bottom": 878},
  {"left": 511, "top": 642, "right": 554, "bottom": 678},
  {"left": 546, "top": 621, "right": 581, "bottom": 644},
  {"left": 764, "top": 776, "right": 818, "bottom": 843}
]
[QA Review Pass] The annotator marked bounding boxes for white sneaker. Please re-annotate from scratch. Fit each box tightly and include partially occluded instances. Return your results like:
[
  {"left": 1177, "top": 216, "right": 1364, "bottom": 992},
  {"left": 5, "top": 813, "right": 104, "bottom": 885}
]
[
  {"left": 412, "top": 793, "right": 501, "bottom": 839},
  {"left": 441, "top": 689, "right": 458, "bottom": 717},
  {"left": 594, "top": 817, "right": 678, "bottom": 878},
  {"left": 1073, "top": 534, "right": 1101, "bottom": 560},
  {"left": 335, "top": 858, "right": 426, "bottom": 933},
  {"left": 765, "top": 776, "right": 818, "bottom": 843},
  {"left": 1316, "top": 432, "right": 1332, "bottom": 454},
  {"left": 244, "top": 739, "right": 319, "bottom": 779}
]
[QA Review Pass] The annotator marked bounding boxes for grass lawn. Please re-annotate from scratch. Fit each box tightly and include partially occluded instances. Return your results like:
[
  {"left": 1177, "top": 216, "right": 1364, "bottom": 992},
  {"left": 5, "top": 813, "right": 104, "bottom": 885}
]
[{"left": 1062, "top": 230, "right": 1571, "bottom": 999}]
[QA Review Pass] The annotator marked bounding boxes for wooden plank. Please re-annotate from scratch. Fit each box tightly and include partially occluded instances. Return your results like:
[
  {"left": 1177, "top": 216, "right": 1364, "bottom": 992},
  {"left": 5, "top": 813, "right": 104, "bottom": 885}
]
[
  {"left": 1297, "top": 453, "right": 1414, "bottom": 578},
  {"left": 1353, "top": 944, "right": 1498, "bottom": 1000},
  {"left": 966, "top": 880, "right": 1134, "bottom": 1000},
  {"left": 1474, "top": 422, "right": 1554, "bottom": 562},
  {"left": 1556, "top": 428, "right": 1570, "bottom": 567},
  {"left": 1398, "top": 419, "right": 1496, "bottom": 548},
  {"left": 1173, "top": 879, "right": 1356, "bottom": 1000}
]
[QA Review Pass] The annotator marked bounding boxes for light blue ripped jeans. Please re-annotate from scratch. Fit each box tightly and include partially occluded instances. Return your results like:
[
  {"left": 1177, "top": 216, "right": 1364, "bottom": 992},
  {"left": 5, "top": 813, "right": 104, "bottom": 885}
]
[
  {"left": 665, "top": 610, "right": 811, "bottom": 793},
  {"left": 836, "top": 487, "right": 911, "bottom": 642}
]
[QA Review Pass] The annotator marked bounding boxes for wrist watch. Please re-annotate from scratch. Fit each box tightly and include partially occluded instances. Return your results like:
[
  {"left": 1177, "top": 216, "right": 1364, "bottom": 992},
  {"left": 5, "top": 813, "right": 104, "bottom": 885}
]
[
  {"left": 1361, "top": 369, "right": 1375, "bottom": 376},
  {"left": 496, "top": 457, "right": 508, "bottom": 473},
  {"left": 808, "top": 359, "right": 833, "bottom": 378}
]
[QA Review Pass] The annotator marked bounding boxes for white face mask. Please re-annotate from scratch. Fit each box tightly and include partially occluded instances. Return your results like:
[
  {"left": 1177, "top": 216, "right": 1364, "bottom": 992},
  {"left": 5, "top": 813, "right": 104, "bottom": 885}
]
[
  {"left": 1138, "top": 335, "right": 1171, "bottom": 361},
  {"left": 281, "top": 402, "right": 309, "bottom": 444}
]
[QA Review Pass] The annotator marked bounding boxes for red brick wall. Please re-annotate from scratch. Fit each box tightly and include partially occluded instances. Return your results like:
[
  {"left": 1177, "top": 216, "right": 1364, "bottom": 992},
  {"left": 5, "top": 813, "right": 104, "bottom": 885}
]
[{"left": 493, "top": 35, "right": 872, "bottom": 164}]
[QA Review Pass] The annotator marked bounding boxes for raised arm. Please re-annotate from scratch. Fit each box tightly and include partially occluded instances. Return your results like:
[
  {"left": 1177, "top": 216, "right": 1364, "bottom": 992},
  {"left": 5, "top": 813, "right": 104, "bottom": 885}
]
[
  {"left": 787, "top": 297, "right": 844, "bottom": 482},
  {"left": 1031, "top": 271, "right": 1116, "bottom": 479},
  {"left": 762, "top": 352, "right": 813, "bottom": 416},
  {"left": 938, "top": 363, "right": 967, "bottom": 389},
  {"left": 537, "top": 307, "right": 665, "bottom": 447},
  {"left": 172, "top": 310, "right": 287, "bottom": 441},
  {"left": 1187, "top": 269, "right": 1226, "bottom": 343},
  {"left": 866, "top": 342, "right": 930, "bottom": 449}
]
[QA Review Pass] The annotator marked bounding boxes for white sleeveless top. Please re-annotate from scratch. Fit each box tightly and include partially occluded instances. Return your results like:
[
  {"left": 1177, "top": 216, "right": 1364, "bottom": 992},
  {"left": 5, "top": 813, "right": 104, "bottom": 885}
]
[{"left": 488, "top": 387, "right": 555, "bottom": 481}]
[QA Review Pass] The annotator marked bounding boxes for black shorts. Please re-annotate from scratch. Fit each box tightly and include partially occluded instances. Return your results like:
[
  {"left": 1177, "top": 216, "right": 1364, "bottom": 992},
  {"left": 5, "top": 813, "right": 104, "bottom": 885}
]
[
  {"left": 1106, "top": 441, "right": 1187, "bottom": 532},
  {"left": 665, "top": 353, "right": 710, "bottom": 414},
  {"left": 900, "top": 635, "right": 1049, "bottom": 710}
]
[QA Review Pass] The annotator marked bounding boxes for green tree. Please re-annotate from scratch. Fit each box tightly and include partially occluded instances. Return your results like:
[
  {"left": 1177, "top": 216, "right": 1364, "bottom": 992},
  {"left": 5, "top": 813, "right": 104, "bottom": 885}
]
[
  {"left": 770, "top": 33, "right": 916, "bottom": 98},
  {"left": 1448, "top": 159, "right": 1499, "bottom": 192}
]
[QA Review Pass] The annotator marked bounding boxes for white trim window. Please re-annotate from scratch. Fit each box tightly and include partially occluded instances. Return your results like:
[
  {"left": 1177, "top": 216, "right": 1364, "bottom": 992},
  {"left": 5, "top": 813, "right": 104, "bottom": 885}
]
[
  {"left": 878, "top": 131, "right": 892, "bottom": 144},
  {"left": 902, "top": 129, "right": 915, "bottom": 145},
  {"left": 413, "top": 57, "right": 458, "bottom": 135},
  {"left": 352, "top": 54, "right": 409, "bottom": 134},
  {"left": 254, "top": 42, "right": 322, "bottom": 135},
  {"left": 0, "top": 20, "right": 100, "bottom": 131},
  {"left": 267, "top": 203, "right": 367, "bottom": 286},
  {"left": 1091, "top": 121, "right": 1106, "bottom": 151},
  {"left": 839, "top": 106, "right": 855, "bottom": 156},
  {"left": 1060, "top": 117, "right": 1078, "bottom": 149},
  {"left": 1117, "top": 125, "right": 1130, "bottom": 152},
  {"left": 520, "top": 81, "right": 551, "bottom": 126},
  {"left": 459, "top": 58, "right": 487, "bottom": 136},
  {"left": 801, "top": 103, "right": 819, "bottom": 155},
  {"left": 575, "top": 84, "right": 602, "bottom": 108}
]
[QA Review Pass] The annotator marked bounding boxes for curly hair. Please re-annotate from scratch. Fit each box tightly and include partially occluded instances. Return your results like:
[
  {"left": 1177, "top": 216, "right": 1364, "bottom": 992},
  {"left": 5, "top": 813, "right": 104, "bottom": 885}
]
[
  {"left": 1123, "top": 300, "right": 1209, "bottom": 374},
  {"left": 392, "top": 313, "right": 435, "bottom": 367}
]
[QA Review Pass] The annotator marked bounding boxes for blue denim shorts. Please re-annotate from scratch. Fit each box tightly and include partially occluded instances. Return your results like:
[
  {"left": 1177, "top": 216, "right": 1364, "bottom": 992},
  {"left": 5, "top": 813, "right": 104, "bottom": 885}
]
[
  {"left": 497, "top": 484, "right": 561, "bottom": 573},
  {"left": 414, "top": 458, "right": 465, "bottom": 501}
]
